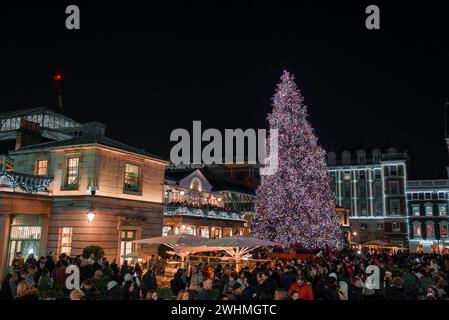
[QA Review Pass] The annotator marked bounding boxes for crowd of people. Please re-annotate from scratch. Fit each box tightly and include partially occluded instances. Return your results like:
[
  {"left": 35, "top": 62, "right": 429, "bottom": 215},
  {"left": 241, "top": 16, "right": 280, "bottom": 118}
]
[{"left": 1, "top": 249, "right": 449, "bottom": 300}]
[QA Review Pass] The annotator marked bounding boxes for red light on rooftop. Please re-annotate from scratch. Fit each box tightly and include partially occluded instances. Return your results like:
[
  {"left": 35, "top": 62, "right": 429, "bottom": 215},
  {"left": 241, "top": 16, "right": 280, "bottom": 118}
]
[{"left": 53, "top": 73, "right": 63, "bottom": 81}]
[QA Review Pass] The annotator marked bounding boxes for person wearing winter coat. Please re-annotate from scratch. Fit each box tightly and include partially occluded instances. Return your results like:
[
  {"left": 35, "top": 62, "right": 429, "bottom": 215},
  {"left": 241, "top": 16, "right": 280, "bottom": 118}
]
[
  {"left": 280, "top": 266, "right": 297, "bottom": 291},
  {"left": 348, "top": 276, "right": 365, "bottom": 300},
  {"left": 105, "top": 281, "right": 122, "bottom": 300},
  {"left": 288, "top": 274, "right": 314, "bottom": 300},
  {"left": 170, "top": 269, "right": 186, "bottom": 296},
  {"left": 142, "top": 269, "right": 155, "bottom": 297},
  {"left": 385, "top": 277, "right": 406, "bottom": 300}
]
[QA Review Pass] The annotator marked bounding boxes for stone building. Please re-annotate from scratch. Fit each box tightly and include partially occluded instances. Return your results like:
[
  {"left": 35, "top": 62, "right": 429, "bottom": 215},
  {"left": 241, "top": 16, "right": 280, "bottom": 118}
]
[
  {"left": 327, "top": 148, "right": 408, "bottom": 248},
  {"left": 163, "top": 166, "right": 255, "bottom": 238},
  {"left": 0, "top": 107, "right": 168, "bottom": 279},
  {"left": 407, "top": 179, "right": 449, "bottom": 253}
]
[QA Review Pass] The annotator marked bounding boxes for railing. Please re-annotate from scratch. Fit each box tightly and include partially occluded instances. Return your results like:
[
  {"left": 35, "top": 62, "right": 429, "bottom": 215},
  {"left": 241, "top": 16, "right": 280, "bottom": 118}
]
[
  {"left": 0, "top": 171, "right": 53, "bottom": 194},
  {"left": 408, "top": 180, "right": 449, "bottom": 189},
  {"left": 164, "top": 205, "right": 245, "bottom": 221}
]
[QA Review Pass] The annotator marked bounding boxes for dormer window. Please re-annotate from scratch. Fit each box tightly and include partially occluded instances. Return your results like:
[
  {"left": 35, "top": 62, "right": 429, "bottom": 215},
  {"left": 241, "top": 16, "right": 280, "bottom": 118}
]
[
  {"left": 190, "top": 178, "right": 202, "bottom": 192},
  {"left": 357, "top": 150, "right": 366, "bottom": 164},
  {"left": 342, "top": 151, "right": 351, "bottom": 165}
]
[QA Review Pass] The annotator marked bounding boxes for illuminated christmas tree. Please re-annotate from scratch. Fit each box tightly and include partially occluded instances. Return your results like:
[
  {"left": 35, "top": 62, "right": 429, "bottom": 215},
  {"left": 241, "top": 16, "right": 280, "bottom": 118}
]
[{"left": 252, "top": 71, "right": 342, "bottom": 249}]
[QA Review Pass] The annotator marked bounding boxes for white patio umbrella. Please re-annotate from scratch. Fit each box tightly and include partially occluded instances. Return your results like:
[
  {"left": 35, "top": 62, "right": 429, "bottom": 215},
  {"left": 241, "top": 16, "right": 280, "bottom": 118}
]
[{"left": 199, "top": 235, "right": 282, "bottom": 271}]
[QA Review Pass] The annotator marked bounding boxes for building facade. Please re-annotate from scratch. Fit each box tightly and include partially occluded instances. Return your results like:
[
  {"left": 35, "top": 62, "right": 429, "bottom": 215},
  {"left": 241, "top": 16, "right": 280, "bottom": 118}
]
[
  {"left": 327, "top": 148, "right": 408, "bottom": 247},
  {"left": 163, "top": 167, "right": 255, "bottom": 239},
  {"left": 406, "top": 179, "right": 449, "bottom": 253},
  {"left": 0, "top": 107, "right": 168, "bottom": 279}
]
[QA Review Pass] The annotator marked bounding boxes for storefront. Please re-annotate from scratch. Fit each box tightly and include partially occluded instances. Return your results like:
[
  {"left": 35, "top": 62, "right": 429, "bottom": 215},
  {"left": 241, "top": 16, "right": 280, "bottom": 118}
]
[{"left": 7, "top": 214, "right": 42, "bottom": 268}]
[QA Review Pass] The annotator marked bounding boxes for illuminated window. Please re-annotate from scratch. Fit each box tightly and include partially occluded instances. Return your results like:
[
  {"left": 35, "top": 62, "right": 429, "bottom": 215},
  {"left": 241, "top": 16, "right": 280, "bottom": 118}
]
[
  {"left": 412, "top": 205, "right": 420, "bottom": 216},
  {"left": 413, "top": 223, "right": 421, "bottom": 237},
  {"left": 58, "top": 227, "right": 73, "bottom": 255},
  {"left": 438, "top": 204, "right": 447, "bottom": 216},
  {"left": 190, "top": 178, "right": 202, "bottom": 191},
  {"left": 124, "top": 163, "right": 140, "bottom": 192},
  {"left": 120, "top": 230, "right": 137, "bottom": 263},
  {"left": 440, "top": 224, "right": 448, "bottom": 238},
  {"left": 35, "top": 160, "right": 48, "bottom": 176},
  {"left": 200, "top": 228, "right": 210, "bottom": 238},
  {"left": 65, "top": 157, "right": 80, "bottom": 187},
  {"left": 426, "top": 223, "right": 435, "bottom": 239},
  {"left": 162, "top": 226, "right": 172, "bottom": 236},
  {"left": 425, "top": 204, "right": 433, "bottom": 216}
]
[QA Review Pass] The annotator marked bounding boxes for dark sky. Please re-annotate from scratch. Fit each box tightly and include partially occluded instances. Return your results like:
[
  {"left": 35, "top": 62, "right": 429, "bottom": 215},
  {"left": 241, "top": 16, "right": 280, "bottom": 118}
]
[{"left": 1, "top": 1, "right": 448, "bottom": 179}]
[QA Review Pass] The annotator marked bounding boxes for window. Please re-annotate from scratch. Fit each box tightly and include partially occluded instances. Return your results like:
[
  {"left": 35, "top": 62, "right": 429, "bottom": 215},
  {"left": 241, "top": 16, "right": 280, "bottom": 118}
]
[
  {"left": 375, "top": 184, "right": 382, "bottom": 197},
  {"left": 375, "top": 203, "right": 383, "bottom": 216},
  {"left": 438, "top": 192, "right": 446, "bottom": 199},
  {"left": 389, "top": 166, "right": 398, "bottom": 176},
  {"left": 360, "top": 223, "right": 368, "bottom": 231},
  {"left": 412, "top": 205, "right": 420, "bottom": 216},
  {"left": 359, "top": 185, "right": 367, "bottom": 197},
  {"left": 200, "top": 228, "right": 210, "bottom": 238},
  {"left": 162, "top": 226, "right": 172, "bottom": 236},
  {"left": 360, "top": 203, "right": 367, "bottom": 216},
  {"left": 425, "top": 192, "right": 431, "bottom": 200},
  {"left": 390, "top": 199, "right": 400, "bottom": 215},
  {"left": 392, "top": 222, "right": 401, "bottom": 233},
  {"left": 65, "top": 157, "right": 80, "bottom": 187},
  {"left": 190, "top": 178, "right": 202, "bottom": 191},
  {"left": 436, "top": 205, "right": 446, "bottom": 217},
  {"left": 374, "top": 169, "right": 381, "bottom": 179},
  {"left": 426, "top": 223, "right": 435, "bottom": 239},
  {"left": 35, "top": 160, "right": 48, "bottom": 176},
  {"left": 412, "top": 193, "right": 418, "bottom": 200},
  {"left": 413, "top": 223, "right": 422, "bottom": 237},
  {"left": 124, "top": 163, "right": 140, "bottom": 192},
  {"left": 425, "top": 204, "right": 433, "bottom": 216},
  {"left": 440, "top": 224, "right": 448, "bottom": 238},
  {"left": 389, "top": 181, "right": 399, "bottom": 195},
  {"left": 359, "top": 170, "right": 365, "bottom": 180},
  {"left": 121, "top": 230, "right": 137, "bottom": 263},
  {"left": 377, "top": 223, "right": 384, "bottom": 231},
  {"left": 58, "top": 227, "right": 73, "bottom": 255}
]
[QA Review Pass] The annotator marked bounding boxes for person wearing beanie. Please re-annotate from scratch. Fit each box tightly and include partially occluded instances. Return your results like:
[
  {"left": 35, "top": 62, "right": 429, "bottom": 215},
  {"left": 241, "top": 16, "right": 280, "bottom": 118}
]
[{"left": 106, "top": 280, "right": 122, "bottom": 300}]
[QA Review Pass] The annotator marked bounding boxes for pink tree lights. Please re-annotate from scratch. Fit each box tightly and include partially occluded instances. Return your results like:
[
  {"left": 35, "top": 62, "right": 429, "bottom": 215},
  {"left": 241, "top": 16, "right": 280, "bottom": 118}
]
[{"left": 252, "top": 71, "right": 343, "bottom": 249}]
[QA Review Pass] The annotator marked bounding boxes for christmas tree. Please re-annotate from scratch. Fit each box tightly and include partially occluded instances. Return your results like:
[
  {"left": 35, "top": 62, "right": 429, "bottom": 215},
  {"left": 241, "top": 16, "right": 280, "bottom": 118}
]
[{"left": 252, "top": 71, "right": 342, "bottom": 249}]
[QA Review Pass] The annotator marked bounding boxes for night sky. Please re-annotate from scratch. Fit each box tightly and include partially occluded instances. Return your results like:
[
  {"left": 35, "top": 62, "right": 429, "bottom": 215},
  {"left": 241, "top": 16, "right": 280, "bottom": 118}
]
[{"left": 1, "top": 1, "right": 448, "bottom": 179}]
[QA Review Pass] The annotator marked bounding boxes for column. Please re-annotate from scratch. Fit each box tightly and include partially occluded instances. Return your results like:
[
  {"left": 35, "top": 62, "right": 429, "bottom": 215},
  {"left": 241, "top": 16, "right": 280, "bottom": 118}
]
[
  {"left": 40, "top": 214, "right": 50, "bottom": 257},
  {"left": 0, "top": 213, "right": 12, "bottom": 282}
]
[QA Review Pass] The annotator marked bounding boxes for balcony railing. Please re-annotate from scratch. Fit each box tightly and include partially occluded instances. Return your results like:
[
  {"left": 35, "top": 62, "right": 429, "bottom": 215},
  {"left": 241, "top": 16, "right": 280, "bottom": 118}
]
[
  {"left": 164, "top": 204, "right": 245, "bottom": 221},
  {"left": 0, "top": 171, "right": 52, "bottom": 194}
]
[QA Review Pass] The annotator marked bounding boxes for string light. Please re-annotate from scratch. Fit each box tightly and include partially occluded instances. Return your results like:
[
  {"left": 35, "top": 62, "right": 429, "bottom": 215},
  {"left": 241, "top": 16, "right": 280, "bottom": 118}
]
[{"left": 252, "top": 70, "right": 343, "bottom": 249}]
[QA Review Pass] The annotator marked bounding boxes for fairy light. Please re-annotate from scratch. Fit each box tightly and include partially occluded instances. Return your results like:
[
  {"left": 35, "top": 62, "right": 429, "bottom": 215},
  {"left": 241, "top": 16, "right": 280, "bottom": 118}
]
[{"left": 252, "top": 71, "right": 343, "bottom": 249}]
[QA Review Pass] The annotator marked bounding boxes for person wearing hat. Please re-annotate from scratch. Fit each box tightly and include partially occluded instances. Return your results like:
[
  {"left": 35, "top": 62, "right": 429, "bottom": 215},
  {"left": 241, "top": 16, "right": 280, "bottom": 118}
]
[{"left": 106, "top": 281, "right": 122, "bottom": 300}]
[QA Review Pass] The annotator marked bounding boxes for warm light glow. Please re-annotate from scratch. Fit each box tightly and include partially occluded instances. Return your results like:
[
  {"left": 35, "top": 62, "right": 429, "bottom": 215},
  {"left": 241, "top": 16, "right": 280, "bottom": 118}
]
[
  {"left": 217, "top": 197, "right": 222, "bottom": 202},
  {"left": 87, "top": 211, "right": 96, "bottom": 224},
  {"left": 353, "top": 232, "right": 357, "bottom": 236},
  {"left": 180, "top": 190, "right": 185, "bottom": 196}
]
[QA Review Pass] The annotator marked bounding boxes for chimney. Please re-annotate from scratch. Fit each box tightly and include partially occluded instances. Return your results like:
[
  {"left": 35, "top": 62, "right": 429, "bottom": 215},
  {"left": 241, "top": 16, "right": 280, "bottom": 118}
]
[
  {"left": 82, "top": 122, "right": 106, "bottom": 137},
  {"left": 15, "top": 119, "right": 43, "bottom": 150}
]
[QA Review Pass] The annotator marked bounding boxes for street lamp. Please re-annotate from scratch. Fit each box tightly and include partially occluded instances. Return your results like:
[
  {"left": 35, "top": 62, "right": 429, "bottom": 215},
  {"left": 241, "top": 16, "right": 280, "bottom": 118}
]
[{"left": 87, "top": 208, "right": 96, "bottom": 224}]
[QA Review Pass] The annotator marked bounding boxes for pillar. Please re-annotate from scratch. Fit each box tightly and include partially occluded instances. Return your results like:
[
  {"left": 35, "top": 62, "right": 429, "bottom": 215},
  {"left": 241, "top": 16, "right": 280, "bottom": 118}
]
[{"left": 0, "top": 213, "right": 12, "bottom": 281}]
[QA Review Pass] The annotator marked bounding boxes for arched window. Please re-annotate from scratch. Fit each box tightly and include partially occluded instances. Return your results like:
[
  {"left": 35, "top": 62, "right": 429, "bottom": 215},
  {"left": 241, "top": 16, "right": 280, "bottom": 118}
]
[{"left": 190, "top": 178, "right": 202, "bottom": 191}]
